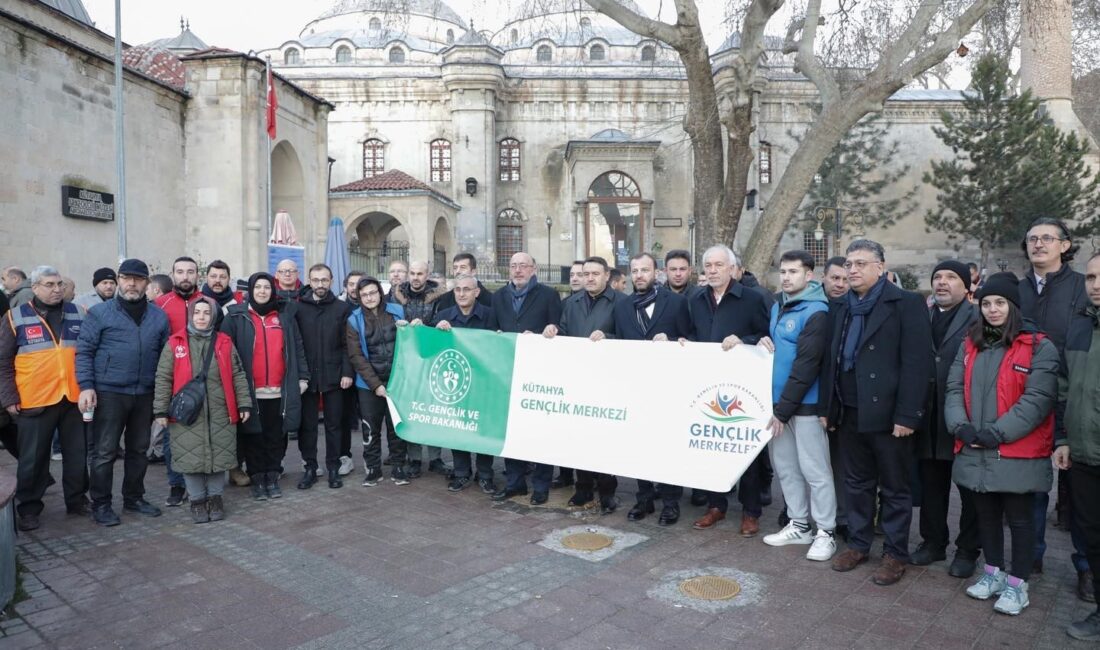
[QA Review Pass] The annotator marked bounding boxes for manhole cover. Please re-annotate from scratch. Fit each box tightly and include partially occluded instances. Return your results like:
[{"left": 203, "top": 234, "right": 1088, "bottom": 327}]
[
  {"left": 560, "top": 532, "right": 614, "bottom": 551},
  {"left": 678, "top": 575, "right": 741, "bottom": 601}
]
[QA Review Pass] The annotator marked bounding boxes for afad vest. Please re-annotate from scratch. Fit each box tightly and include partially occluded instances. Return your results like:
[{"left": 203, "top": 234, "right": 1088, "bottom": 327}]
[
  {"left": 959, "top": 333, "right": 1053, "bottom": 459},
  {"left": 8, "top": 302, "right": 83, "bottom": 408},
  {"left": 168, "top": 332, "right": 240, "bottom": 424},
  {"left": 769, "top": 298, "right": 828, "bottom": 405}
]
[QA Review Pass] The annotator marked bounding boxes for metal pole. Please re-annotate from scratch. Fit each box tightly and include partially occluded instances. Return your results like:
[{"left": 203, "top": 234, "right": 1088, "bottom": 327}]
[
  {"left": 113, "top": 0, "right": 127, "bottom": 260},
  {"left": 546, "top": 219, "right": 551, "bottom": 282},
  {"left": 265, "top": 57, "right": 273, "bottom": 270}
]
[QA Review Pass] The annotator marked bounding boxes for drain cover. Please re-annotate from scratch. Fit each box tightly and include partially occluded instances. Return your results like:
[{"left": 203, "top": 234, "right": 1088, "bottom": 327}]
[
  {"left": 560, "top": 532, "right": 614, "bottom": 551},
  {"left": 678, "top": 575, "right": 741, "bottom": 601}
]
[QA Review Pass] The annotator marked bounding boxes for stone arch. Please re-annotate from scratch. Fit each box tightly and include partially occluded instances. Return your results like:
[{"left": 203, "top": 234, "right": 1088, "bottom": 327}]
[
  {"left": 271, "top": 140, "right": 304, "bottom": 235},
  {"left": 432, "top": 216, "right": 455, "bottom": 272},
  {"left": 346, "top": 208, "right": 412, "bottom": 276}
]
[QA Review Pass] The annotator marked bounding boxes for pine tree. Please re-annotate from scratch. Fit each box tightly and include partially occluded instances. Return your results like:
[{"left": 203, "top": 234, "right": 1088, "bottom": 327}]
[{"left": 923, "top": 55, "right": 1100, "bottom": 269}]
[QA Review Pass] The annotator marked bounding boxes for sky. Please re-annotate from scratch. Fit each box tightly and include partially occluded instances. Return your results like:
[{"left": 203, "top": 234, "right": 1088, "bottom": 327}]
[{"left": 79, "top": 0, "right": 737, "bottom": 53}]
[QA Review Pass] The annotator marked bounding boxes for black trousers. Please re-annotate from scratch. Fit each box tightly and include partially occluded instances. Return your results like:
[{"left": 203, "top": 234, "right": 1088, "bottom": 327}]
[
  {"left": 452, "top": 451, "right": 494, "bottom": 480},
  {"left": 15, "top": 401, "right": 87, "bottom": 516},
  {"left": 917, "top": 458, "right": 980, "bottom": 557},
  {"left": 636, "top": 480, "right": 682, "bottom": 507},
  {"left": 974, "top": 491, "right": 1035, "bottom": 580},
  {"left": 244, "top": 398, "right": 286, "bottom": 474},
  {"left": 575, "top": 470, "right": 618, "bottom": 501},
  {"left": 358, "top": 389, "right": 406, "bottom": 471},
  {"left": 505, "top": 459, "right": 552, "bottom": 493},
  {"left": 839, "top": 408, "right": 913, "bottom": 562},
  {"left": 707, "top": 454, "right": 765, "bottom": 516},
  {"left": 340, "top": 387, "right": 359, "bottom": 457},
  {"left": 0, "top": 416, "right": 18, "bottom": 459},
  {"left": 89, "top": 391, "right": 153, "bottom": 506},
  {"left": 299, "top": 389, "right": 345, "bottom": 471},
  {"left": 1071, "top": 462, "right": 1100, "bottom": 605}
]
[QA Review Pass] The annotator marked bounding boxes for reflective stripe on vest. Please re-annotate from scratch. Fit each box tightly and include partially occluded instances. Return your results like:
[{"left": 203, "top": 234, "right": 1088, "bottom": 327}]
[{"left": 8, "top": 302, "right": 82, "bottom": 408}]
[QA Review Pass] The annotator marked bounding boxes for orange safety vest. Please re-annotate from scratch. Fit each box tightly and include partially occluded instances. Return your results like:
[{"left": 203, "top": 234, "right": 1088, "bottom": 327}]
[{"left": 8, "top": 302, "right": 83, "bottom": 409}]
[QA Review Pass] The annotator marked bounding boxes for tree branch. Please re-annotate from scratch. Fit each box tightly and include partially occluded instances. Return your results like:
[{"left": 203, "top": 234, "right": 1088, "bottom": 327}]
[
  {"left": 896, "top": 0, "right": 1000, "bottom": 82},
  {"left": 583, "top": 0, "right": 682, "bottom": 46},
  {"left": 794, "top": 0, "right": 841, "bottom": 106},
  {"left": 729, "top": 0, "right": 787, "bottom": 96}
]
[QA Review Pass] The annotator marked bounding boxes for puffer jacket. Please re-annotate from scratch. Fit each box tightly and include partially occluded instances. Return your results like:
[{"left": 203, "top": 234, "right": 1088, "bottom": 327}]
[
  {"left": 945, "top": 325, "right": 1058, "bottom": 494},
  {"left": 153, "top": 333, "right": 250, "bottom": 474},
  {"left": 391, "top": 280, "right": 446, "bottom": 324},
  {"left": 347, "top": 305, "right": 402, "bottom": 391},
  {"left": 76, "top": 298, "right": 169, "bottom": 394},
  {"left": 1019, "top": 264, "right": 1087, "bottom": 354},
  {"left": 1060, "top": 308, "right": 1100, "bottom": 465}
]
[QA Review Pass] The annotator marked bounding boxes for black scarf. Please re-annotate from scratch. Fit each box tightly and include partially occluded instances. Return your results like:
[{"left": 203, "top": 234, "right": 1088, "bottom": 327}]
[
  {"left": 120, "top": 295, "right": 147, "bottom": 325},
  {"left": 31, "top": 297, "right": 64, "bottom": 337},
  {"left": 201, "top": 283, "right": 234, "bottom": 307},
  {"left": 841, "top": 275, "right": 887, "bottom": 372},
  {"left": 931, "top": 302, "right": 961, "bottom": 349},
  {"left": 632, "top": 286, "right": 658, "bottom": 330},
  {"left": 247, "top": 272, "right": 278, "bottom": 316}
]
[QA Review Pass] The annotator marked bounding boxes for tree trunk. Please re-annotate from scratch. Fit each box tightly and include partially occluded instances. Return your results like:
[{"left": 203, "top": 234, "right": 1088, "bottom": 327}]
[
  {"left": 720, "top": 101, "right": 755, "bottom": 249},
  {"left": 679, "top": 46, "right": 726, "bottom": 265}
]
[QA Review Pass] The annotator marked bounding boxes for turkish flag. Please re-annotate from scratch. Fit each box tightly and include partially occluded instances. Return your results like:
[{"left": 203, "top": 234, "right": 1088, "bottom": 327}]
[{"left": 266, "top": 65, "right": 278, "bottom": 140}]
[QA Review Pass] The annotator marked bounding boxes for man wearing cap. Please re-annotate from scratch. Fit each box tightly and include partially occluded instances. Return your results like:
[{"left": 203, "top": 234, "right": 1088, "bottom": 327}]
[
  {"left": 74, "top": 268, "right": 117, "bottom": 312},
  {"left": 0, "top": 265, "right": 89, "bottom": 531},
  {"left": 77, "top": 259, "right": 170, "bottom": 526},
  {"left": 911, "top": 260, "right": 981, "bottom": 577}
]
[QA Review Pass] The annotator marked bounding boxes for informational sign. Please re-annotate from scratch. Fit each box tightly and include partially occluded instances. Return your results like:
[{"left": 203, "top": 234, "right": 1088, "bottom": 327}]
[
  {"left": 387, "top": 327, "right": 774, "bottom": 492},
  {"left": 61, "top": 185, "right": 114, "bottom": 222},
  {"left": 267, "top": 244, "right": 306, "bottom": 275}
]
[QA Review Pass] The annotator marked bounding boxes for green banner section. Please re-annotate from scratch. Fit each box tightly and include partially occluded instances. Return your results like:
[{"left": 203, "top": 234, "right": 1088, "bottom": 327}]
[{"left": 387, "top": 326, "right": 515, "bottom": 456}]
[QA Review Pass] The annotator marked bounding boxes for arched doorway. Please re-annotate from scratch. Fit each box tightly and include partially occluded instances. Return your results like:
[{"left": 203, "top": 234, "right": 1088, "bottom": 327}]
[
  {"left": 432, "top": 216, "right": 454, "bottom": 273},
  {"left": 271, "top": 141, "right": 304, "bottom": 237},
  {"left": 586, "top": 171, "right": 643, "bottom": 269},
  {"left": 348, "top": 211, "right": 408, "bottom": 276}
]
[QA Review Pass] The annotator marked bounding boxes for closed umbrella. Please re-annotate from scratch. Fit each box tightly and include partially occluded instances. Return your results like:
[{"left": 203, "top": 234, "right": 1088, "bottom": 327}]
[
  {"left": 324, "top": 217, "right": 350, "bottom": 288},
  {"left": 270, "top": 209, "right": 299, "bottom": 245}
]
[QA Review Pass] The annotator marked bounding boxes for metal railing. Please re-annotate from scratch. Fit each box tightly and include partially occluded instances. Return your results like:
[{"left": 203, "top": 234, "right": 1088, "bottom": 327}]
[
  {"left": 348, "top": 243, "right": 409, "bottom": 277},
  {"left": 477, "top": 264, "right": 570, "bottom": 286}
]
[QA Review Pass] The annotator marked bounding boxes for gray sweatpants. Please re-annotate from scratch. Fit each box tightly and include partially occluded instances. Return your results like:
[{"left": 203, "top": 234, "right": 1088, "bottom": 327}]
[
  {"left": 768, "top": 415, "right": 837, "bottom": 531},
  {"left": 182, "top": 472, "right": 226, "bottom": 500}
]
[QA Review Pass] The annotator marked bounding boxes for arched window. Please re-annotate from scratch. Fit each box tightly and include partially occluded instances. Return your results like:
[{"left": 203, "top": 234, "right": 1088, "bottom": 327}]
[
  {"left": 580, "top": 17, "right": 592, "bottom": 28},
  {"left": 586, "top": 171, "right": 643, "bottom": 268},
  {"left": 589, "top": 44, "right": 605, "bottom": 61},
  {"left": 496, "top": 209, "right": 525, "bottom": 268},
  {"left": 362, "top": 139, "right": 384, "bottom": 178},
  {"left": 388, "top": 47, "right": 405, "bottom": 63},
  {"left": 430, "top": 139, "right": 451, "bottom": 182},
  {"left": 284, "top": 48, "right": 300, "bottom": 65},
  {"left": 511, "top": 29, "right": 519, "bottom": 44},
  {"left": 336, "top": 45, "right": 352, "bottom": 63},
  {"left": 499, "top": 138, "right": 521, "bottom": 182},
  {"left": 641, "top": 45, "right": 655, "bottom": 62},
  {"left": 536, "top": 45, "right": 552, "bottom": 62},
  {"left": 588, "top": 171, "right": 641, "bottom": 199},
  {"left": 369, "top": 17, "right": 382, "bottom": 31},
  {"left": 446, "top": 29, "right": 454, "bottom": 44}
]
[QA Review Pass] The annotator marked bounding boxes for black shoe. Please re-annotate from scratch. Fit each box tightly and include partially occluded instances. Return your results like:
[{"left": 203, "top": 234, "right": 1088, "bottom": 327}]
[
  {"left": 16, "top": 513, "right": 40, "bottom": 531},
  {"left": 760, "top": 486, "right": 772, "bottom": 507},
  {"left": 909, "top": 543, "right": 946, "bottom": 566},
  {"left": 1079, "top": 571, "right": 1097, "bottom": 603},
  {"left": 407, "top": 461, "right": 422, "bottom": 479},
  {"left": 164, "top": 485, "right": 187, "bottom": 507},
  {"left": 551, "top": 475, "right": 574, "bottom": 489},
  {"left": 428, "top": 459, "right": 452, "bottom": 476},
  {"left": 600, "top": 497, "right": 620, "bottom": 515},
  {"left": 627, "top": 501, "right": 655, "bottom": 521},
  {"left": 298, "top": 469, "right": 317, "bottom": 490},
  {"left": 530, "top": 491, "right": 549, "bottom": 505},
  {"left": 448, "top": 476, "right": 471, "bottom": 492},
  {"left": 123, "top": 499, "right": 162, "bottom": 517},
  {"left": 689, "top": 492, "right": 708, "bottom": 507},
  {"left": 66, "top": 501, "right": 92, "bottom": 517},
  {"left": 491, "top": 487, "right": 527, "bottom": 502},
  {"left": 328, "top": 469, "right": 343, "bottom": 489},
  {"left": 92, "top": 504, "right": 121, "bottom": 527},
  {"left": 658, "top": 505, "right": 680, "bottom": 526},
  {"left": 478, "top": 478, "right": 497, "bottom": 494},
  {"left": 948, "top": 554, "right": 978, "bottom": 579},
  {"left": 391, "top": 467, "right": 411, "bottom": 486},
  {"left": 267, "top": 471, "right": 283, "bottom": 498},
  {"left": 568, "top": 492, "right": 594, "bottom": 507}
]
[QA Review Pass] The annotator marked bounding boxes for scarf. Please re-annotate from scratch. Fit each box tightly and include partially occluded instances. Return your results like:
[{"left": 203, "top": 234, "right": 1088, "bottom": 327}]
[
  {"left": 30, "top": 296, "right": 64, "bottom": 338},
  {"left": 201, "top": 283, "right": 235, "bottom": 307},
  {"left": 841, "top": 275, "right": 887, "bottom": 372},
  {"left": 120, "top": 295, "right": 147, "bottom": 325},
  {"left": 510, "top": 276, "right": 537, "bottom": 314},
  {"left": 931, "top": 301, "right": 961, "bottom": 349},
  {"left": 632, "top": 285, "right": 658, "bottom": 330},
  {"left": 185, "top": 296, "right": 219, "bottom": 337},
  {"left": 248, "top": 272, "right": 278, "bottom": 316},
  {"left": 982, "top": 324, "right": 1005, "bottom": 347}
]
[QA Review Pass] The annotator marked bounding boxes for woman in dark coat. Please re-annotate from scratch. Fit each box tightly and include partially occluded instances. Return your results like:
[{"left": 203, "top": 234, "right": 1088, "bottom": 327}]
[
  {"left": 221, "top": 273, "right": 309, "bottom": 500},
  {"left": 945, "top": 273, "right": 1058, "bottom": 617}
]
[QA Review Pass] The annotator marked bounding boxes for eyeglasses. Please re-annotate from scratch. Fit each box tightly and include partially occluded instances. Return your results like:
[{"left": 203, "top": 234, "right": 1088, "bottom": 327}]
[
  {"left": 309, "top": 278, "right": 332, "bottom": 285},
  {"left": 1026, "top": 234, "right": 1065, "bottom": 246},
  {"left": 276, "top": 269, "right": 298, "bottom": 275},
  {"left": 360, "top": 289, "right": 380, "bottom": 298},
  {"left": 843, "top": 259, "right": 880, "bottom": 270},
  {"left": 36, "top": 281, "right": 64, "bottom": 290},
  {"left": 454, "top": 287, "right": 477, "bottom": 293},
  {"left": 509, "top": 263, "right": 533, "bottom": 270}
]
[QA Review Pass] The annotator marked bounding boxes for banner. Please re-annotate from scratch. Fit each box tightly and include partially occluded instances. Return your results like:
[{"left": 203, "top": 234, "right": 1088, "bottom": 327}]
[{"left": 386, "top": 326, "right": 773, "bottom": 492}]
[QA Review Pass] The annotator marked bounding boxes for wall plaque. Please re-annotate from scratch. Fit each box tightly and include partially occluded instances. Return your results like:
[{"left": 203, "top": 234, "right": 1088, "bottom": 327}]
[{"left": 61, "top": 185, "right": 114, "bottom": 222}]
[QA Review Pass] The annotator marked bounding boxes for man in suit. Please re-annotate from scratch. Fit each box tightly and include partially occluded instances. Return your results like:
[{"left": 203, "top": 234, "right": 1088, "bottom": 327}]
[
  {"left": 821, "top": 240, "right": 933, "bottom": 586},
  {"left": 490, "top": 252, "right": 562, "bottom": 505},
  {"left": 613, "top": 253, "right": 691, "bottom": 525}
]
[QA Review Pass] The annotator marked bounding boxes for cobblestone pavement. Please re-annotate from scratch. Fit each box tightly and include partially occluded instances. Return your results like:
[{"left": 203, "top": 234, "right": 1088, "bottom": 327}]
[{"left": 1, "top": 443, "right": 1096, "bottom": 649}]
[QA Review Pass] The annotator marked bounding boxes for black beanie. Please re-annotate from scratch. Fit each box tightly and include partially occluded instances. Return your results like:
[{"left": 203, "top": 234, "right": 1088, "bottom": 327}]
[
  {"left": 975, "top": 272, "right": 1021, "bottom": 308},
  {"left": 931, "top": 260, "right": 971, "bottom": 291},
  {"left": 92, "top": 267, "right": 117, "bottom": 287}
]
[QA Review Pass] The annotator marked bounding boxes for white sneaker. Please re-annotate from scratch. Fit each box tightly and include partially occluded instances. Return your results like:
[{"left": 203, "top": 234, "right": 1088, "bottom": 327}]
[
  {"left": 966, "top": 568, "right": 1007, "bottom": 600},
  {"left": 763, "top": 521, "right": 814, "bottom": 547},
  {"left": 806, "top": 530, "right": 837, "bottom": 561},
  {"left": 993, "top": 581, "right": 1029, "bottom": 615},
  {"left": 338, "top": 455, "right": 354, "bottom": 476}
]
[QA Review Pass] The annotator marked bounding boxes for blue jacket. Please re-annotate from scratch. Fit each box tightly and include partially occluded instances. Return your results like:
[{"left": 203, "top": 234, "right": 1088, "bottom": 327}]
[
  {"left": 770, "top": 282, "right": 830, "bottom": 422},
  {"left": 76, "top": 299, "right": 170, "bottom": 395},
  {"left": 347, "top": 303, "right": 404, "bottom": 390}
]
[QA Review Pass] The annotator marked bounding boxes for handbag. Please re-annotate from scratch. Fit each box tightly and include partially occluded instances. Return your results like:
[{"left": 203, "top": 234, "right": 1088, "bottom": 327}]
[{"left": 168, "top": 337, "right": 216, "bottom": 426}]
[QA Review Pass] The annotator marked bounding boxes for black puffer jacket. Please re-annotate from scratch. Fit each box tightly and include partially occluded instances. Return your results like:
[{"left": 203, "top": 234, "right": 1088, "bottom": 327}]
[
  {"left": 346, "top": 308, "right": 398, "bottom": 391},
  {"left": 295, "top": 291, "right": 353, "bottom": 392},
  {"left": 392, "top": 280, "right": 447, "bottom": 324},
  {"left": 1019, "top": 263, "right": 1087, "bottom": 354}
]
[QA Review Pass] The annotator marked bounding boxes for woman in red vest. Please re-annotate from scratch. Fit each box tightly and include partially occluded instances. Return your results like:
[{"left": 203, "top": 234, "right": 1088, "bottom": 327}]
[
  {"left": 945, "top": 272, "right": 1058, "bottom": 616},
  {"left": 153, "top": 297, "right": 250, "bottom": 523}
]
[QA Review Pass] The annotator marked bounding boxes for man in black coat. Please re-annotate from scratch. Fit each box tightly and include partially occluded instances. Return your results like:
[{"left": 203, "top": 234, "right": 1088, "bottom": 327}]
[
  {"left": 613, "top": 253, "right": 691, "bottom": 525},
  {"left": 490, "top": 252, "right": 562, "bottom": 505},
  {"left": 435, "top": 253, "right": 492, "bottom": 313},
  {"left": 912, "top": 261, "right": 980, "bottom": 578},
  {"left": 295, "top": 263, "right": 354, "bottom": 490},
  {"left": 684, "top": 245, "right": 769, "bottom": 536},
  {"left": 820, "top": 240, "right": 933, "bottom": 586}
]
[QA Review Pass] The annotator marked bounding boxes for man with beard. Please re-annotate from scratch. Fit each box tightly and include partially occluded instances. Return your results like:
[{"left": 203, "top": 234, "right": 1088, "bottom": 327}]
[
  {"left": 78, "top": 259, "right": 170, "bottom": 526},
  {"left": 664, "top": 250, "right": 700, "bottom": 299},
  {"left": 200, "top": 260, "right": 238, "bottom": 322},
  {"left": 613, "top": 252, "right": 691, "bottom": 525},
  {"left": 295, "top": 264, "right": 354, "bottom": 489},
  {"left": 155, "top": 257, "right": 203, "bottom": 334},
  {"left": 387, "top": 260, "right": 408, "bottom": 303},
  {"left": 74, "top": 268, "right": 116, "bottom": 311}
]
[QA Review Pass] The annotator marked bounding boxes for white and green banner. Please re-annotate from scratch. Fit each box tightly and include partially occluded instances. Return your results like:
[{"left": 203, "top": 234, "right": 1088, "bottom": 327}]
[{"left": 386, "top": 326, "right": 773, "bottom": 492}]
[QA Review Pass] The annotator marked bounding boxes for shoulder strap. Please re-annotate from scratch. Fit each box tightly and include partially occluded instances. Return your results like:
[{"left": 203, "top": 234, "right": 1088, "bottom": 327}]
[{"left": 198, "top": 336, "right": 216, "bottom": 379}]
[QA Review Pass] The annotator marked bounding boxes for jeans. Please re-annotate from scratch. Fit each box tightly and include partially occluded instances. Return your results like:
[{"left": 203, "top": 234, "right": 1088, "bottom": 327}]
[
  {"left": 15, "top": 401, "right": 87, "bottom": 516},
  {"left": 505, "top": 458, "right": 552, "bottom": 493},
  {"left": 163, "top": 427, "right": 184, "bottom": 488},
  {"left": 88, "top": 391, "right": 154, "bottom": 506},
  {"left": 452, "top": 450, "right": 494, "bottom": 481},
  {"left": 975, "top": 491, "right": 1036, "bottom": 580},
  {"left": 182, "top": 472, "right": 225, "bottom": 500},
  {"left": 300, "top": 389, "right": 345, "bottom": 472}
]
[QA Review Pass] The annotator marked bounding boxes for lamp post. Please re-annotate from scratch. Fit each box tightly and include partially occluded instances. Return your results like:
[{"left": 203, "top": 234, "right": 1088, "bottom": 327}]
[{"left": 545, "top": 215, "right": 553, "bottom": 281}]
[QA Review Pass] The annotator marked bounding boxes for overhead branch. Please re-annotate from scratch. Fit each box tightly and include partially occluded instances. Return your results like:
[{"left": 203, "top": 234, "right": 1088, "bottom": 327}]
[
  {"left": 793, "top": 0, "right": 841, "bottom": 106},
  {"left": 896, "top": 0, "right": 999, "bottom": 82},
  {"left": 879, "top": 1, "right": 940, "bottom": 73},
  {"left": 730, "top": 0, "right": 786, "bottom": 89},
  {"left": 583, "top": 0, "right": 682, "bottom": 47}
]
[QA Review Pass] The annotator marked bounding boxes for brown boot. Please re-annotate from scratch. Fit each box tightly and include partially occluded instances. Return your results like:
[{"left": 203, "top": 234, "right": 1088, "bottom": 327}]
[
  {"left": 228, "top": 467, "right": 251, "bottom": 487},
  {"left": 208, "top": 495, "right": 225, "bottom": 522},
  {"left": 692, "top": 507, "right": 726, "bottom": 530},
  {"left": 872, "top": 555, "right": 907, "bottom": 585},
  {"left": 831, "top": 548, "right": 869, "bottom": 572},
  {"left": 740, "top": 514, "right": 759, "bottom": 537}
]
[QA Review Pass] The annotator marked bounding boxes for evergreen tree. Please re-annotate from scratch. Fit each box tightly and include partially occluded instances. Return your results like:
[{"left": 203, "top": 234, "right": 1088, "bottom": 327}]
[{"left": 924, "top": 55, "right": 1100, "bottom": 269}]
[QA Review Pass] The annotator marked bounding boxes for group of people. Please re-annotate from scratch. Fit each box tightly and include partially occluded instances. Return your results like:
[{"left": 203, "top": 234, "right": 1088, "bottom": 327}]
[{"left": 3, "top": 214, "right": 1100, "bottom": 641}]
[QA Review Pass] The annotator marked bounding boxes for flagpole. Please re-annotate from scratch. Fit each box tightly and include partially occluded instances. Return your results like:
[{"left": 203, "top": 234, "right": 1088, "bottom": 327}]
[
  {"left": 265, "top": 56, "right": 273, "bottom": 271},
  {"left": 113, "top": 0, "right": 127, "bottom": 260}
]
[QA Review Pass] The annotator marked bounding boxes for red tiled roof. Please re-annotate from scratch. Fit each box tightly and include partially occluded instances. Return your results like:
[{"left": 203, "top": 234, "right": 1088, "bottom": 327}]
[
  {"left": 331, "top": 169, "right": 437, "bottom": 193},
  {"left": 121, "top": 45, "right": 187, "bottom": 89}
]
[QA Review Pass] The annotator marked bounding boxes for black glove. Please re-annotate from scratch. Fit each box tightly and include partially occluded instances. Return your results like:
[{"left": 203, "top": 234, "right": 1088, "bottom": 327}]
[
  {"left": 956, "top": 424, "right": 978, "bottom": 445},
  {"left": 974, "top": 428, "right": 1001, "bottom": 449}
]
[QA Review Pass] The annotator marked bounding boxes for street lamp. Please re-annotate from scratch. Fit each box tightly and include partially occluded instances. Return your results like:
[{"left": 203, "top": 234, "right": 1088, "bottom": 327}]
[{"left": 545, "top": 215, "right": 553, "bottom": 280}]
